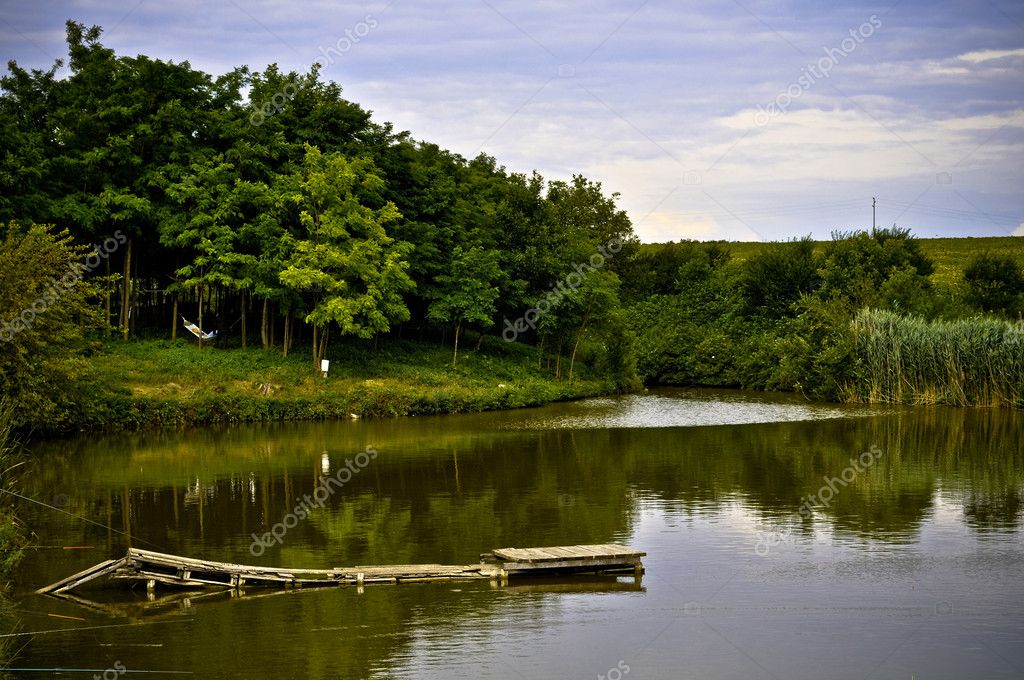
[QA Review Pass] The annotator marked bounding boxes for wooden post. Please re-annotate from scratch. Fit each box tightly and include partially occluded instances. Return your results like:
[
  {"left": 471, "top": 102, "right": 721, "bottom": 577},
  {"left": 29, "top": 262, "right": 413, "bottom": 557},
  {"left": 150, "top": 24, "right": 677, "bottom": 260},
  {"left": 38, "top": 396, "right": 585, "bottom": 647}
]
[{"left": 171, "top": 296, "right": 178, "bottom": 341}]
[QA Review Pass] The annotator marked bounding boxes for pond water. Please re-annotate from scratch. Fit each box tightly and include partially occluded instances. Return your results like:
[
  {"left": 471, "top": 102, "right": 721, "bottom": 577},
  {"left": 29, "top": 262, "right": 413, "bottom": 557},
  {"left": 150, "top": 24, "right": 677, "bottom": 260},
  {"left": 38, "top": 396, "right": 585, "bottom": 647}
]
[{"left": 5, "top": 388, "right": 1024, "bottom": 679}]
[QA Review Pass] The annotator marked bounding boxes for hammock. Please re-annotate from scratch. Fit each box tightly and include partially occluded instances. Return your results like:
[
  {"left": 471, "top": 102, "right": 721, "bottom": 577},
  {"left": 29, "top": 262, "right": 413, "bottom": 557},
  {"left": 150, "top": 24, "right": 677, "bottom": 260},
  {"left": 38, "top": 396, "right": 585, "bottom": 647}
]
[{"left": 181, "top": 317, "right": 217, "bottom": 341}]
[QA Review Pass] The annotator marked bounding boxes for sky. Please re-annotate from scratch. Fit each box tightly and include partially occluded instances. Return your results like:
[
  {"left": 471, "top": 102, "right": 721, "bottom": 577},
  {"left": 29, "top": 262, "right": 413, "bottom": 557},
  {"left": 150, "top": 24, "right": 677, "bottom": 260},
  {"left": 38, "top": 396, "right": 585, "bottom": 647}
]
[{"left": 2, "top": 0, "right": 1023, "bottom": 242}]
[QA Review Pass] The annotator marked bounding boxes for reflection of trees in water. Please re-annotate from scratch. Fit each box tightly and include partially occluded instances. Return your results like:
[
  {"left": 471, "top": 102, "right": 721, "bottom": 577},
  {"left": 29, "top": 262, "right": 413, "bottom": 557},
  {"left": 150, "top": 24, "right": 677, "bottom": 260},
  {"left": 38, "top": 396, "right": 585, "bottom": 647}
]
[
  {"left": 963, "top": 489, "right": 1022, "bottom": 531},
  {"left": 611, "top": 406, "right": 1023, "bottom": 538},
  {"left": 11, "top": 405, "right": 1024, "bottom": 678},
  {"left": 21, "top": 407, "right": 1024, "bottom": 562}
]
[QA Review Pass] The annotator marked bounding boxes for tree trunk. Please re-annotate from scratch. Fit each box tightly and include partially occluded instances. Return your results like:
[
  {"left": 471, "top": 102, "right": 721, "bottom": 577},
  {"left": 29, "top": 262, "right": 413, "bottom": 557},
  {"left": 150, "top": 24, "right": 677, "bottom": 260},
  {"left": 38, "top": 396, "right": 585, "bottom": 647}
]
[
  {"left": 475, "top": 331, "right": 485, "bottom": 351},
  {"left": 104, "top": 256, "right": 111, "bottom": 335},
  {"left": 129, "top": 248, "right": 138, "bottom": 336},
  {"left": 451, "top": 322, "right": 461, "bottom": 367},
  {"left": 240, "top": 290, "right": 247, "bottom": 350},
  {"left": 568, "top": 331, "right": 584, "bottom": 383},
  {"left": 312, "top": 323, "right": 317, "bottom": 369},
  {"left": 568, "top": 312, "right": 591, "bottom": 384},
  {"left": 537, "top": 336, "right": 545, "bottom": 369},
  {"left": 283, "top": 313, "right": 291, "bottom": 357},
  {"left": 555, "top": 342, "right": 562, "bottom": 379},
  {"left": 261, "top": 298, "right": 269, "bottom": 348},
  {"left": 317, "top": 324, "right": 329, "bottom": 371},
  {"left": 198, "top": 284, "right": 204, "bottom": 351},
  {"left": 120, "top": 238, "right": 133, "bottom": 340},
  {"left": 269, "top": 303, "right": 275, "bottom": 348},
  {"left": 171, "top": 296, "right": 178, "bottom": 341}
]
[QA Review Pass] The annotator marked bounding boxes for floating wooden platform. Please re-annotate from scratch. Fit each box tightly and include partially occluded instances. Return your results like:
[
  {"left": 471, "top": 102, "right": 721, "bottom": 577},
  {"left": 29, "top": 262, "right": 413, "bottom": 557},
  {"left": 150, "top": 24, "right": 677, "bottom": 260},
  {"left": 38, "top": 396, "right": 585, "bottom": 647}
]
[{"left": 38, "top": 544, "right": 645, "bottom": 595}]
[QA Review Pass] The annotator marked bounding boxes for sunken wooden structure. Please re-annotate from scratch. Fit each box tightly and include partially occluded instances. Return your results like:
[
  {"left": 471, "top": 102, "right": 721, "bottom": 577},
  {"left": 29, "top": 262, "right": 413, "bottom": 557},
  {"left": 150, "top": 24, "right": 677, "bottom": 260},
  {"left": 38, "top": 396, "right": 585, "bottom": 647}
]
[{"left": 38, "top": 544, "right": 646, "bottom": 595}]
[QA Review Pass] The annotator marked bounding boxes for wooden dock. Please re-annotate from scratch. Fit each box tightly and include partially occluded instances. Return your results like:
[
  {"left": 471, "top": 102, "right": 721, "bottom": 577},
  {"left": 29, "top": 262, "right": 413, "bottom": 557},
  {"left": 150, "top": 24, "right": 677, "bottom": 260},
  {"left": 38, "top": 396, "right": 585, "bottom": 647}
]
[{"left": 38, "top": 544, "right": 645, "bottom": 595}]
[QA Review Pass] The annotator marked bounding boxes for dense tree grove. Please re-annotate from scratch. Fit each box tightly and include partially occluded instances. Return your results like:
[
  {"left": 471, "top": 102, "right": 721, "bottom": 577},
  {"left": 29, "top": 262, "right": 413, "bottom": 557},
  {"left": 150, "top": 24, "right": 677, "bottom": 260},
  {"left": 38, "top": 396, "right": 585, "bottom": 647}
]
[
  {"left": 0, "top": 23, "right": 637, "bottom": 384},
  {"left": 2, "top": 22, "right": 1020, "bottom": 418}
]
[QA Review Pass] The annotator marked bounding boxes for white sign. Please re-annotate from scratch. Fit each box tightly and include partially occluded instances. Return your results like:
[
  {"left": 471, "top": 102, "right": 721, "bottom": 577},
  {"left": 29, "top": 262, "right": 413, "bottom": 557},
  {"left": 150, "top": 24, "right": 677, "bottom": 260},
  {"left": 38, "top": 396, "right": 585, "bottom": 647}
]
[{"left": 320, "top": 359, "right": 330, "bottom": 373}]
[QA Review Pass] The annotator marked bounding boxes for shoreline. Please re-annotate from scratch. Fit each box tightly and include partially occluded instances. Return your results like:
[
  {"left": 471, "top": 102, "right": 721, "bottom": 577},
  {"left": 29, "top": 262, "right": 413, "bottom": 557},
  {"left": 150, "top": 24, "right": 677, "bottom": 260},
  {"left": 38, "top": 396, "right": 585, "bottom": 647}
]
[{"left": 30, "top": 338, "right": 618, "bottom": 436}]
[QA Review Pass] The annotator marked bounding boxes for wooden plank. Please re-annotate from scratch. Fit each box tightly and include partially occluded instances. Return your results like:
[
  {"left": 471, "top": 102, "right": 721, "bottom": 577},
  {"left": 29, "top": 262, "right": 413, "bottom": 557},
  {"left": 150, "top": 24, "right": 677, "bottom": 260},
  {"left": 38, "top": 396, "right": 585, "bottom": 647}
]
[
  {"left": 500, "top": 557, "right": 641, "bottom": 572},
  {"left": 36, "top": 557, "right": 127, "bottom": 594},
  {"left": 492, "top": 544, "right": 644, "bottom": 562},
  {"left": 564, "top": 545, "right": 603, "bottom": 557}
]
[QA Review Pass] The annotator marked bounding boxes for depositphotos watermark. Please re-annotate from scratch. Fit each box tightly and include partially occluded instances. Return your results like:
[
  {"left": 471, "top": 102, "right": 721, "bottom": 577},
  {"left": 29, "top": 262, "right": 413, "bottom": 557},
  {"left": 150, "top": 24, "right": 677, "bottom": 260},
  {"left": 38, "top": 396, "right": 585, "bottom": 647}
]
[
  {"left": 0, "top": 230, "right": 126, "bottom": 343},
  {"left": 250, "top": 445, "right": 378, "bottom": 556},
  {"left": 92, "top": 660, "right": 126, "bottom": 680},
  {"left": 754, "top": 15, "right": 881, "bottom": 127},
  {"left": 502, "top": 238, "right": 622, "bottom": 342},
  {"left": 755, "top": 444, "right": 883, "bottom": 556},
  {"left": 597, "top": 660, "right": 630, "bottom": 680}
]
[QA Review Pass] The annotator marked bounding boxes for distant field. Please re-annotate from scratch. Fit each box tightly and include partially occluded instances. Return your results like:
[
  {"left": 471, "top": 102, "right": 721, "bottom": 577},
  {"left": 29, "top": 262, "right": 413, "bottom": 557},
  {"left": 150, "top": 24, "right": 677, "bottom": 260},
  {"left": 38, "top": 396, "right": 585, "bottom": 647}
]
[
  {"left": 914, "top": 237, "right": 1024, "bottom": 284},
  {"left": 643, "top": 236, "right": 1024, "bottom": 285}
]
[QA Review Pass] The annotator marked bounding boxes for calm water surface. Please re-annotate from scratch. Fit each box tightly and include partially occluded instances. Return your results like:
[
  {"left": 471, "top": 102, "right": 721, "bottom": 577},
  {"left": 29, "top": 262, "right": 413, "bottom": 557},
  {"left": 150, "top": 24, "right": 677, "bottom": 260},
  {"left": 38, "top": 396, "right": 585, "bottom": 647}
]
[{"left": 5, "top": 388, "right": 1023, "bottom": 679}]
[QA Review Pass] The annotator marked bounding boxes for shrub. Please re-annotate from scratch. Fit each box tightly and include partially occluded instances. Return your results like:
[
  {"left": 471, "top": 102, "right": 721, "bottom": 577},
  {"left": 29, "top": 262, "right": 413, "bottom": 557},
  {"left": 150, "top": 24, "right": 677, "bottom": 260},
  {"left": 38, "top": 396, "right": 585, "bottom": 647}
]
[{"left": 964, "top": 252, "right": 1024, "bottom": 317}]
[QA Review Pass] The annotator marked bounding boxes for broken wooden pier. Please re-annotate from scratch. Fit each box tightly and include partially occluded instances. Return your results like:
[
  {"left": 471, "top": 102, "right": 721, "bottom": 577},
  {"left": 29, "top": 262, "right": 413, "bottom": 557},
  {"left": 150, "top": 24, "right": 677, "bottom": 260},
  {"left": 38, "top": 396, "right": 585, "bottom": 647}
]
[{"left": 38, "top": 544, "right": 646, "bottom": 595}]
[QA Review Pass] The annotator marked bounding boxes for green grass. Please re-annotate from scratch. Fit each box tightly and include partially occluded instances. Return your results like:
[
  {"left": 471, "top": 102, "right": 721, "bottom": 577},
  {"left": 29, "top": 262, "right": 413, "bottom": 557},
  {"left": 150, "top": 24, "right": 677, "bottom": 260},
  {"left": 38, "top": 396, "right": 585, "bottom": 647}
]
[
  {"left": 910, "top": 236, "right": 1024, "bottom": 285},
  {"left": 66, "top": 335, "right": 613, "bottom": 432}
]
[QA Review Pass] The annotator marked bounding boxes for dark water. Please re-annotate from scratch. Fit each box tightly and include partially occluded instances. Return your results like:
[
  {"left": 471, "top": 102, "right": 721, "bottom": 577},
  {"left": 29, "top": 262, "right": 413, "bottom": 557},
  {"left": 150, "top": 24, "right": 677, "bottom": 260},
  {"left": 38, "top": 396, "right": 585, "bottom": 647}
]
[{"left": 5, "top": 388, "right": 1024, "bottom": 679}]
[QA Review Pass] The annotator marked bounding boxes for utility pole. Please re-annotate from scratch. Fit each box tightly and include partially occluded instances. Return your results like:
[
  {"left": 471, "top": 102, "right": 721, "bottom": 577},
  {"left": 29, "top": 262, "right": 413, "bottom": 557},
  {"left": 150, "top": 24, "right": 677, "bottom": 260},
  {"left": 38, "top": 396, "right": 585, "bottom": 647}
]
[{"left": 872, "top": 197, "right": 876, "bottom": 232}]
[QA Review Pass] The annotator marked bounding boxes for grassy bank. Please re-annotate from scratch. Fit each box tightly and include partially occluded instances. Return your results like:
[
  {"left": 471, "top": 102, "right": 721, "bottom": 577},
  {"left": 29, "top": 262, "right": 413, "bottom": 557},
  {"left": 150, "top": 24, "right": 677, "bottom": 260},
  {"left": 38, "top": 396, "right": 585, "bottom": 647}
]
[
  {"left": 60, "top": 336, "right": 614, "bottom": 433},
  {"left": 846, "top": 309, "right": 1024, "bottom": 407}
]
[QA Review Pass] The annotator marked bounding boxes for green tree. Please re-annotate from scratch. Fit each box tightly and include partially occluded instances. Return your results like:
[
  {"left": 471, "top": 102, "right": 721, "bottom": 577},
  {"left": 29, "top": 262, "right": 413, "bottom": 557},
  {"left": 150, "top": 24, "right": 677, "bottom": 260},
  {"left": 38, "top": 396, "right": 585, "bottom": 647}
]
[
  {"left": 165, "top": 158, "right": 260, "bottom": 347},
  {"left": 428, "top": 245, "right": 502, "bottom": 366},
  {"left": 278, "top": 146, "right": 414, "bottom": 368},
  {"left": 0, "top": 224, "right": 104, "bottom": 428}
]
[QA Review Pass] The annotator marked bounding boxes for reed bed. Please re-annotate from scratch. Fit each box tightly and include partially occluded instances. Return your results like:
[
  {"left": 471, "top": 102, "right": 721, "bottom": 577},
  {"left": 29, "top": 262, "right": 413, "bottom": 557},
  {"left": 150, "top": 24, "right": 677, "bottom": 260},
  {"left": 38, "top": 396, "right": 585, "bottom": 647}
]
[{"left": 847, "top": 309, "right": 1023, "bottom": 407}]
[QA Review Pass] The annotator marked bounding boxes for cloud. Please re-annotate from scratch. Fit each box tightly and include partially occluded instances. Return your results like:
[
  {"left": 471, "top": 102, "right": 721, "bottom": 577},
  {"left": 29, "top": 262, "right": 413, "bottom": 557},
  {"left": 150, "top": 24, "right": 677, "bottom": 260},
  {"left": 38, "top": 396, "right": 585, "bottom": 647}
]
[
  {"left": 1014, "top": 223, "right": 1024, "bottom": 236},
  {"left": 957, "top": 48, "right": 1024, "bottom": 63},
  {"left": 1, "top": 0, "right": 1022, "bottom": 241}
]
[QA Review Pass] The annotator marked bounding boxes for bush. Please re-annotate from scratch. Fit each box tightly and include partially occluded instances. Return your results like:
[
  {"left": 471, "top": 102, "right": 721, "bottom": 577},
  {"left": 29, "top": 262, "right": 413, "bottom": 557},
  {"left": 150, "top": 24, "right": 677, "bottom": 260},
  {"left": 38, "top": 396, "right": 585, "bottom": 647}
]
[
  {"left": 740, "top": 237, "right": 819, "bottom": 318},
  {"left": 964, "top": 252, "right": 1024, "bottom": 317}
]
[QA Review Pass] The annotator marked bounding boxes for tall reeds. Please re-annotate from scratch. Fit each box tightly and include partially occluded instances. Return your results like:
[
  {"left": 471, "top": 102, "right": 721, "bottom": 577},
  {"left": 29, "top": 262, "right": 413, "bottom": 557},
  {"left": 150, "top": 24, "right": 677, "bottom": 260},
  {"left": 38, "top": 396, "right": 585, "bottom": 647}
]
[
  {"left": 0, "top": 398, "right": 24, "bottom": 669},
  {"left": 0, "top": 397, "right": 23, "bottom": 577},
  {"left": 847, "top": 309, "right": 1023, "bottom": 407}
]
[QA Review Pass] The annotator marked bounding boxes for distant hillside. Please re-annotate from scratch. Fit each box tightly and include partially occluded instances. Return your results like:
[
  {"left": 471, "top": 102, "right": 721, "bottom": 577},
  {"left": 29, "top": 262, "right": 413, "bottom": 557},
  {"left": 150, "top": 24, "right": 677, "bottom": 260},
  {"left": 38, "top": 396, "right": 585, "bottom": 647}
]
[{"left": 640, "top": 236, "right": 1024, "bottom": 285}]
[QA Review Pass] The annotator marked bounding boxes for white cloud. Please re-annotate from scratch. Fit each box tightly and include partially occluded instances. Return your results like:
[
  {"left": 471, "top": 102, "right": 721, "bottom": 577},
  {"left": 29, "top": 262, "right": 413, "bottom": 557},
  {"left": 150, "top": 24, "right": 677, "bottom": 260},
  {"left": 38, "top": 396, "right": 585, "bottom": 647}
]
[{"left": 957, "top": 48, "right": 1024, "bottom": 63}]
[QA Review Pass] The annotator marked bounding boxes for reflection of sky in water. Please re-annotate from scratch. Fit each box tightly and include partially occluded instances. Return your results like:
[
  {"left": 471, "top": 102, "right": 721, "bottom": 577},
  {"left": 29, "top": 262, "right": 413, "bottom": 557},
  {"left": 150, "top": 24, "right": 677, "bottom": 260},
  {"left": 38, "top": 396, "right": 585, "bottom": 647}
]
[{"left": 505, "top": 392, "right": 887, "bottom": 429}]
